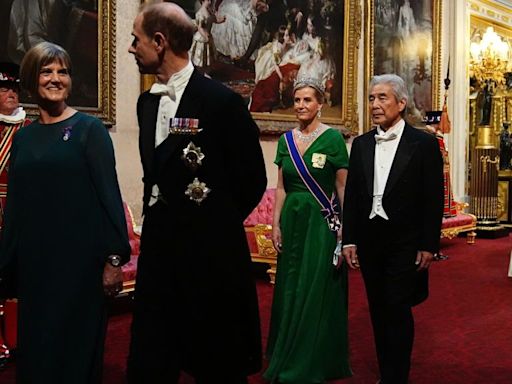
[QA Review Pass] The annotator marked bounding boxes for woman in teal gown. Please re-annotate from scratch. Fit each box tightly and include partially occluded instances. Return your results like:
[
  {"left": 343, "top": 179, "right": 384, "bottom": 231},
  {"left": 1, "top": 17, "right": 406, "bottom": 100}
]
[
  {"left": 0, "top": 42, "right": 130, "bottom": 383},
  {"left": 264, "top": 77, "right": 352, "bottom": 383}
]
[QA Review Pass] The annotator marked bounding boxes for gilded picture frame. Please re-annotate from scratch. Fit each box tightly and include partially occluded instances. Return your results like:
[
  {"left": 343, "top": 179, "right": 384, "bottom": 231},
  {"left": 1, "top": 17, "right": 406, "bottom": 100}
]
[
  {"left": 365, "top": 0, "right": 441, "bottom": 131},
  {"left": 0, "top": 0, "right": 116, "bottom": 126},
  {"left": 141, "top": 0, "right": 361, "bottom": 135}
]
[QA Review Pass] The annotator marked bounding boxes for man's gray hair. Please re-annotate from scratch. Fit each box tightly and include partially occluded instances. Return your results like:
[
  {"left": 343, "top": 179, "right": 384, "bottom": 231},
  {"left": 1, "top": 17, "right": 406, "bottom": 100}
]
[{"left": 369, "top": 74, "right": 409, "bottom": 104}]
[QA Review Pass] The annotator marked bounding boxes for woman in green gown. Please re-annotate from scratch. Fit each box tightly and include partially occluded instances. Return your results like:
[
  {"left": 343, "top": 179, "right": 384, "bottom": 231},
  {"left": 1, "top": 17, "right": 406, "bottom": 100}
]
[
  {"left": 264, "top": 77, "right": 352, "bottom": 383},
  {"left": 0, "top": 42, "right": 130, "bottom": 383}
]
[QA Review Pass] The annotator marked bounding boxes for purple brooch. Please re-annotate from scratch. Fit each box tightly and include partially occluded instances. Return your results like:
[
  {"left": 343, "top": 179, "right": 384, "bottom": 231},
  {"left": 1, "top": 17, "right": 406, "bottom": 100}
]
[{"left": 62, "top": 126, "right": 72, "bottom": 141}]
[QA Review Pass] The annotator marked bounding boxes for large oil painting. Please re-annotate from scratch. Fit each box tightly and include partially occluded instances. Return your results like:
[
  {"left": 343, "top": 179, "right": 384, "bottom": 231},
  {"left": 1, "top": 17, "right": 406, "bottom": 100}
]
[
  {"left": 366, "top": 0, "right": 441, "bottom": 129},
  {"left": 143, "top": 0, "right": 361, "bottom": 134},
  {"left": 0, "top": 0, "right": 115, "bottom": 124}
]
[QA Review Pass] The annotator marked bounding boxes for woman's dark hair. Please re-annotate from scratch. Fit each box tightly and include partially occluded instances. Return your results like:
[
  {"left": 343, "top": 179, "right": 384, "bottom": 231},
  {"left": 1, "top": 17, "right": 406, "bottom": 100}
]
[{"left": 20, "top": 42, "right": 72, "bottom": 96}]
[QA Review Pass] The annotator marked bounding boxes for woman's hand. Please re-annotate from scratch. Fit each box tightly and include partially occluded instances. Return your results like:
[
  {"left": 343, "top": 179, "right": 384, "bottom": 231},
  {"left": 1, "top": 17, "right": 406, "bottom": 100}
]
[
  {"left": 272, "top": 225, "right": 282, "bottom": 253},
  {"left": 103, "top": 262, "right": 123, "bottom": 296}
]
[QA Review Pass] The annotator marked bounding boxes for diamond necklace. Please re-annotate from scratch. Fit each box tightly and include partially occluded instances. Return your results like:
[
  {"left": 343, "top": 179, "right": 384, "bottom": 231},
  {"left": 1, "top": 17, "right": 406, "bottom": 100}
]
[{"left": 295, "top": 125, "right": 322, "bottom": 143}]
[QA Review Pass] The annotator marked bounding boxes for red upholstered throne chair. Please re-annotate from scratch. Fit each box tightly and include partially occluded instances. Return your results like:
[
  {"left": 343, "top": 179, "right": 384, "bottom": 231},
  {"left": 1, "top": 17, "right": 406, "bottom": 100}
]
[
  {"left": 440, "top": 202, "right": 477, "bottom": 244},
  {"left": 244, "top": 189, "right": 278, "bottom": 283}
]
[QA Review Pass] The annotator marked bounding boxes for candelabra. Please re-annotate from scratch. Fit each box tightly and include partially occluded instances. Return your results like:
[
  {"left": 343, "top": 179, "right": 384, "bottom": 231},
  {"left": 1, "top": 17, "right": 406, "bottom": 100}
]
[{"left": 469, "top": 27, "right": 510, "bottom": 237}]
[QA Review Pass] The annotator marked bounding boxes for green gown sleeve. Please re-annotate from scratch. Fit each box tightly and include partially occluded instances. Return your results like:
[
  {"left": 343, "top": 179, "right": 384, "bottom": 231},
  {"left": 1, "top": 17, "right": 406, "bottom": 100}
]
[
  {"left": 274, "top": 135, "right": 287, "bottom": 167},
  {"left": 327, "top": 129, "right": 349, "bottom": 170}
]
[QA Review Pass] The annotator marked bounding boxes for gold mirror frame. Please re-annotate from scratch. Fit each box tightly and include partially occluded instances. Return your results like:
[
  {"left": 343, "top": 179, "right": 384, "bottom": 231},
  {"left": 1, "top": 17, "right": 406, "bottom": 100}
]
[
  {"left": 141, "top": 0, "right": 362, "bottom": 135},
  {"left": 364, "top": 0, "right": 441, "bottom": 132},
  {"left": 20, "top": 0, "right": 116, "bottom": 126}
]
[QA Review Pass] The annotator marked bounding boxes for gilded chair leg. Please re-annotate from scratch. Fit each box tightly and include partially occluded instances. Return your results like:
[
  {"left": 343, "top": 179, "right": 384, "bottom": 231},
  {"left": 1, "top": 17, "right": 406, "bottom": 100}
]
[{"left": 267, "top": 264, "right": 276, "bottom": 285}]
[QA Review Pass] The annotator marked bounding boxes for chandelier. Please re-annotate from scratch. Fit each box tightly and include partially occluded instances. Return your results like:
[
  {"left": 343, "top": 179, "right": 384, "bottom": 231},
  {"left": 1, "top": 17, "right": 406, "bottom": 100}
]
[{"left": 470, "top": 26, "right": 510, "bottom": 87}]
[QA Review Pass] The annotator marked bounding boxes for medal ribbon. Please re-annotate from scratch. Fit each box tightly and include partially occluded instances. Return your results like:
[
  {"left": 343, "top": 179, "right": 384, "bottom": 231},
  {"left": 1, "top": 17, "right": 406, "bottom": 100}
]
[{"left": 284, "top": 131, "right": 340, "bottom": 234}]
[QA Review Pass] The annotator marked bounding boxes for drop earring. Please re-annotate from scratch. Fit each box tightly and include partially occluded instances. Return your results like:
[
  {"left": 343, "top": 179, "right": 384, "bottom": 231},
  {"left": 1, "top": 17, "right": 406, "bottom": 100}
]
[{"left": 317, "top": 109, "right": 322, "bottom": 118}]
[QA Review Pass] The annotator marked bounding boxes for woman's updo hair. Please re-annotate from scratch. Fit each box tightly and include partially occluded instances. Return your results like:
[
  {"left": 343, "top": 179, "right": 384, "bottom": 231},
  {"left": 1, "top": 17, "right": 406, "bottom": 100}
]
[{"left": 293, "top": 76, "right": 325, "bottom": 103}]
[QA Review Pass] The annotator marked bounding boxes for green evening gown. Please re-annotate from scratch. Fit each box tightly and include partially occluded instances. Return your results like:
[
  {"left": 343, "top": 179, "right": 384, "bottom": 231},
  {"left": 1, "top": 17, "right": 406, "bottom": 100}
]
[
  {"left": 0, "top": 112, "right": 130, "bottom": 383},
  {"left": 264, "top": 128, "right": 352, "bottom": 384}
]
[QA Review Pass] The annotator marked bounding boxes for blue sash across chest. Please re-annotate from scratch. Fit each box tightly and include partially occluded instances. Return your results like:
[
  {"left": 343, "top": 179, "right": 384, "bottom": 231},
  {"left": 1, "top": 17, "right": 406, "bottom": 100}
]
[{"left": 284, "top": 130, "right": 340, "bottom": 234}]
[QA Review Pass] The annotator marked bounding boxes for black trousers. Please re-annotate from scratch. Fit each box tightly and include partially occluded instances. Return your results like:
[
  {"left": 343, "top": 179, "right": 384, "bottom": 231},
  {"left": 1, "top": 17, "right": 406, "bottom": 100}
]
[
  {"left": 358, "top": 217, "right": 425, "bottom": 384},
  {"left": 126, "top": 204, "right": 252, "bottom": 384}
]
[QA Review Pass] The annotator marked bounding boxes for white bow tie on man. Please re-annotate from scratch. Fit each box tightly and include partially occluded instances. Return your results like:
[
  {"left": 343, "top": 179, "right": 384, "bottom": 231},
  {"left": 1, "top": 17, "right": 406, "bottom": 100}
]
[
  {"left": 374, "top": 131, "right": 398, "bottom": 144},
  {"left": 149, "top": 82, "right": 176, "bottom": 101}
]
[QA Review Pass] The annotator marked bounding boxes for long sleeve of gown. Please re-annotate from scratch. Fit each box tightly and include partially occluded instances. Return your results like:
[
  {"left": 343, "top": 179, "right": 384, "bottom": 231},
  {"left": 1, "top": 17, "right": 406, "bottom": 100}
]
[{"left": 84, "top": 118, "right": 131, "bottom": 264}]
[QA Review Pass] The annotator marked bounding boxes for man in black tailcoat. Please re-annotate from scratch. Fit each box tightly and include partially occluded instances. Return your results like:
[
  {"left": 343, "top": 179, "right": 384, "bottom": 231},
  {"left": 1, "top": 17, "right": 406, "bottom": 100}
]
[
  {"left": 126, "top": 3, "right": 267, "bottom": 383},
  {"left": 342, "top": 74, "right": 444, "bottom": 384}
]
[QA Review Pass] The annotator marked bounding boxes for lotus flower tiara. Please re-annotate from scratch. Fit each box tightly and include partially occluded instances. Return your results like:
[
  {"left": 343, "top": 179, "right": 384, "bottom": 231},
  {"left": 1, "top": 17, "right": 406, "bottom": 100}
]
[{"left": 293, "top": 76, "right": 325, "bottom": 95}]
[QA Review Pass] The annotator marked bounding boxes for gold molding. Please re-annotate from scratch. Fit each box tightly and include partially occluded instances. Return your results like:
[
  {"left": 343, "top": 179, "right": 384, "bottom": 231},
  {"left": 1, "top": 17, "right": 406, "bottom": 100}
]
[
  {"left": 498, "top": 179, "right": 509, "bottom": 221},
  {"left": 471, "top": 14, "right": 512, "bottom": 38},
  {"left": 364, "top": 0, "right": 442, "bottom": 131},
  {"left": 100, "top": 0, "right": 116, "bottom": 126},
  {"left": 245, "top": 224, "right": 277, "bottom": 284},
  {"left": 470, "top": 1, "right": 512, "bottom": 29}
]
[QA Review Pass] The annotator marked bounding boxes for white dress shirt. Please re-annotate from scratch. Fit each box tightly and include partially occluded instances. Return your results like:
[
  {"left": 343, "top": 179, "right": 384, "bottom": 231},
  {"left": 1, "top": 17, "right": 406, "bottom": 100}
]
[
  {"left": 149, "top": 61, "right": 195, "bottom": 207},
  {"left": 369, "top": 119, "right": 405, "bottom": 220}
]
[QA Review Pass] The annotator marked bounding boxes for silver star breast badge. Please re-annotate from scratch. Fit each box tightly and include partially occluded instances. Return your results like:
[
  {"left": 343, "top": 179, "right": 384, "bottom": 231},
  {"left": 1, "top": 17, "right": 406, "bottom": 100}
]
[
  {"left": 185, "top": 177, "right": 211, "bottom": 205},
  {"left": 182, "top": 141, "right": 205, "bottom": 171}
]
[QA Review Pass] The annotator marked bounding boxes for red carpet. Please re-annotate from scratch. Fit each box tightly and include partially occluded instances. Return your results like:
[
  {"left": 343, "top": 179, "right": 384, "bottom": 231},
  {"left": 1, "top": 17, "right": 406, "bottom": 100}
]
[{"left": 1, "top": 234, "right": 511, "bottom": 383}]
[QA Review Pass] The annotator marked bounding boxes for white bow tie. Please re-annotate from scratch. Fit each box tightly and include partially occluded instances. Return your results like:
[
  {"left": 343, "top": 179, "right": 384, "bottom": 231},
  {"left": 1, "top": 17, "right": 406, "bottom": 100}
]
[
  {"left": 375, "top": 132, "right": 398, "bottom": 144},
  {"left": 149, "top": 83, "right": 176, "bottom": 100}
]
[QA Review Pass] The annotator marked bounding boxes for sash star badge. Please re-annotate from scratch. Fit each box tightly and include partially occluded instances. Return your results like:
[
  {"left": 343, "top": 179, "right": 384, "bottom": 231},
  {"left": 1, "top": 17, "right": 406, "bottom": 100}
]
[
  {"left": 182, "top": 141, "right": 205, "bottom": 171},
  {"left": 185, "top": 177, "right": 210, "bottom": 205}
]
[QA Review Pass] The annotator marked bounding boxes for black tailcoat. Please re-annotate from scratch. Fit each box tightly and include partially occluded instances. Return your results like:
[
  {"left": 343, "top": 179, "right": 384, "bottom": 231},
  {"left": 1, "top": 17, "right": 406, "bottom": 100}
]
[
  {"left": 342, "top": 123, "right": 444, "bottom": 383},
  {"left": 131, "top": 70, "right": 267, "bottom": 379},
  {"left": 343, "top": 123, "right": 444, "bottom": 303}
]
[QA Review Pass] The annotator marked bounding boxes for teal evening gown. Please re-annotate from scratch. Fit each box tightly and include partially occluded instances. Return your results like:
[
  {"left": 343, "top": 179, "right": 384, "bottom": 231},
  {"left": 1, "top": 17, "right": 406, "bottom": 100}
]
[
  {"left": 0, "top": 112, "right": 130, "bottom": 383},
  {"left": 264, "top": 128, "right": 352, "bottom": 384}
]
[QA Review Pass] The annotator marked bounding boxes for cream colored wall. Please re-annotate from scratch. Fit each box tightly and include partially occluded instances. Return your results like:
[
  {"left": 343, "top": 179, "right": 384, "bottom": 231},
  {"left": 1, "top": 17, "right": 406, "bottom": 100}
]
[
  {"left": 111, "top": 0, "right": 143, "bottom": 222},
  {"left": 261, "top": 137, "right": 279, "bottom": 188}
]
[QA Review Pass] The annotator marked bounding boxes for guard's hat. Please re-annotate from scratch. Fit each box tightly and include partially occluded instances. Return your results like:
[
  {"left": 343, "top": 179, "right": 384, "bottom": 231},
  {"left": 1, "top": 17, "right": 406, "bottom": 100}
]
[
  {"left": 423, "top": 110, "right": 442, "bottom": 124},
  {"left": 0, "top": 62, "right": 20, "bottom": 83}
]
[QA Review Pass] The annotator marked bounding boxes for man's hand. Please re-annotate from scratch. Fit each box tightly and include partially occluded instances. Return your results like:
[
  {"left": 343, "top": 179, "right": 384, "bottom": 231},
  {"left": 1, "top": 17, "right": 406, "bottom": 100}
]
[
  {"left": 415, "top": 250, "right": 434, "bottom": 271},
  {"left": 342, "top": 245, "right": 359, "bottom": 269},
  {"left": 103, "top": 263, "right": 123, "bottom": 296}
]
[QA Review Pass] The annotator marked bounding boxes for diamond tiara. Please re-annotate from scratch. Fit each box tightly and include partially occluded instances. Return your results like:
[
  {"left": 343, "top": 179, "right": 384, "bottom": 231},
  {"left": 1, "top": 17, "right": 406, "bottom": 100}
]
[{"left": 293, "top": 76, "right": 325, "bottom": 95}]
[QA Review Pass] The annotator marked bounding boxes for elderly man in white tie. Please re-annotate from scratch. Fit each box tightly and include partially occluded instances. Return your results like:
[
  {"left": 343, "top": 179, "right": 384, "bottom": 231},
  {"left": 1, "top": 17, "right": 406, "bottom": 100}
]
[
  {"left": 342, "top": 74, "right": 444, "bottom": 384},
  {"left": 126, "top": 3, "right": 267, "bottom": 384}
]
